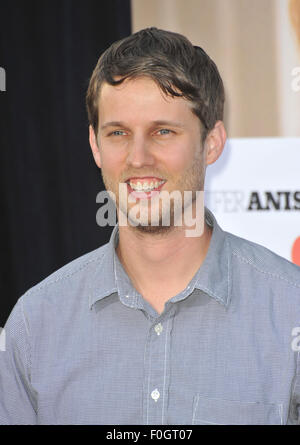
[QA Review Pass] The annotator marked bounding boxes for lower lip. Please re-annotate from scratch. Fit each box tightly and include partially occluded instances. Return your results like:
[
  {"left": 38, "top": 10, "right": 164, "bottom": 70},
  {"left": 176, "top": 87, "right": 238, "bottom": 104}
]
[{"left": 127, "top": 182, "right": 165, "bottom": 199}]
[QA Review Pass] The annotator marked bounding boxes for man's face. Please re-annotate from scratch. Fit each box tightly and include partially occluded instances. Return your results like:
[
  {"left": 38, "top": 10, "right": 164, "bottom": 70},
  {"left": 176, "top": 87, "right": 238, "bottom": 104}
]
[{"left": 91, "top": 76, "right": 207, "bottom": 232}]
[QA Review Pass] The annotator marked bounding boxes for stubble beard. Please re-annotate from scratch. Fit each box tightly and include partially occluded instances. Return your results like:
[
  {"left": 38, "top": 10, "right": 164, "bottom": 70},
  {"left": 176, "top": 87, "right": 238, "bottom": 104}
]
[{"left": 100, "top": 150, "right": 205, "bottom": 236}]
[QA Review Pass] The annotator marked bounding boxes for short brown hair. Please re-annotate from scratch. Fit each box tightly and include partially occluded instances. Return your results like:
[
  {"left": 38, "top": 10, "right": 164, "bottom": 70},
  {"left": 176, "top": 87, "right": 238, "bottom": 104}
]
[{"left": 86, "top": 27, "right": 225, "bottom": 142}]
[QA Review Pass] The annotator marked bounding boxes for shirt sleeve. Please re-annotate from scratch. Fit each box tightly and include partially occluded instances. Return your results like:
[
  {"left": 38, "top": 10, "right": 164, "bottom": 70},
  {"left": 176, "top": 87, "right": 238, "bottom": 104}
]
[
  {"left": 287, "top": 349, "right": 300, "bottom": 424},
  {"left": 0, "top": 298, "right": 37, "bottom": 424}
]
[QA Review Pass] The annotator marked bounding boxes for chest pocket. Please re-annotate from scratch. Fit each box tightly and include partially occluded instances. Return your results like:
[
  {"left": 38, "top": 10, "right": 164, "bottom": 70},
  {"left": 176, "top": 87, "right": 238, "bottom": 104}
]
[{"left": 192, "top": 395, "right": 283, "bottom": 425}]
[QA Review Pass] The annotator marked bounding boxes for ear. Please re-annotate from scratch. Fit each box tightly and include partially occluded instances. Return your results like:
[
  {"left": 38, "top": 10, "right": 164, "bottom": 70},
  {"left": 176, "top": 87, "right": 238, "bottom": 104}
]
[
  {"left": 204, "top": 121, "right": 227, "bottom": 165},
  {"left": 89, "top": 125, "right": 102, "bottom": 169}
]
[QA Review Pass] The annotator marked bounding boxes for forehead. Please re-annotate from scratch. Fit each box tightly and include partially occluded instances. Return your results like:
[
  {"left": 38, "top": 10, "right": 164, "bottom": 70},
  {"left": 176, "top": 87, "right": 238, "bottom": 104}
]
[{"left": 98, "top": 76, "right": 194, "bottom": 122}]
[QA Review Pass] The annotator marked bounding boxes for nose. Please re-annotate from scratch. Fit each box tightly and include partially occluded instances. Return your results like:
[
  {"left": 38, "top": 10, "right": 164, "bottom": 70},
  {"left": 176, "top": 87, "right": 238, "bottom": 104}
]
[{"left": 126, "top": 134, "right": 155, "bottom": 168}]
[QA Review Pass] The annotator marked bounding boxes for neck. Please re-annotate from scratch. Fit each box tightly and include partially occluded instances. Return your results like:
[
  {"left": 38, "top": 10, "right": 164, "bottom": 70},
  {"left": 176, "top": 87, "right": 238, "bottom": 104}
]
[{"left": 116, "top": 220, "right": 212, "bottom": 313}]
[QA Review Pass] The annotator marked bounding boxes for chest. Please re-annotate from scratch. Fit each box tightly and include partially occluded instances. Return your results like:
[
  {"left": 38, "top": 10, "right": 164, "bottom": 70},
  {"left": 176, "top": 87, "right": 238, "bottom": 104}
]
[{"left": 32, "top": 297, "right": 295, "bottom": 424}]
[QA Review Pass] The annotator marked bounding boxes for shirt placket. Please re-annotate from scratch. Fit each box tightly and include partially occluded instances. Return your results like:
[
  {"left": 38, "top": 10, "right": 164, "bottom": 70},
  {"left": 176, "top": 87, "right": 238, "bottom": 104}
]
[{"left": 142, "top": 309, "right": 175, "bottom": 425}]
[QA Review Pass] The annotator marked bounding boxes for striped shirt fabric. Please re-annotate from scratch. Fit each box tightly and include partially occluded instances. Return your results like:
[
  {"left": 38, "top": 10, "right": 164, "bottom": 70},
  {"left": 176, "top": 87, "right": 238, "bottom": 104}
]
[{"left": 0, "top": 208, "right": 300, "bottom": 425}]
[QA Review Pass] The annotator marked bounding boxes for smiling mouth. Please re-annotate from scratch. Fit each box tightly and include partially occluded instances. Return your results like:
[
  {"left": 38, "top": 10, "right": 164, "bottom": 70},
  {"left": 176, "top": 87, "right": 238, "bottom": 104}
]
[
  {"left": 126, "top": 178, "right": 165, "bottom": 192},
  {"left": 124, "top": 177, "right": 167, "bottom": 198}
]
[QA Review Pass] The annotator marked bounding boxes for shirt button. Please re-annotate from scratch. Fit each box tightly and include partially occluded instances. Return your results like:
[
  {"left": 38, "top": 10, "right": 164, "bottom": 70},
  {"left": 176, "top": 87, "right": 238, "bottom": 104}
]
[
  {"left": 151, "top": 389, "right": 160, "bottom": 402},
  {"left": 154, "top": 323, "right": 163, "bottom": 336}
]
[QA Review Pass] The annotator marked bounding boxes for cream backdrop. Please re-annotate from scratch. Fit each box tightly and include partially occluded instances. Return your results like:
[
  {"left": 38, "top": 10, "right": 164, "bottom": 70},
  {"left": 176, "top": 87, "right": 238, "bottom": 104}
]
[
  {"left": 205, "top": 138, "right": 300, "bottom": 265},
  {"left": 131, "top": 0, "right": 300, "bottom": 266}
]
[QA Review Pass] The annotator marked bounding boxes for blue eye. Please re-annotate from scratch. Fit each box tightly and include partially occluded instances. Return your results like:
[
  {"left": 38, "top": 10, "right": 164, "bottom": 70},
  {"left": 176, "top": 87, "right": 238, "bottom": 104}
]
[
  {"left": 111, "top": 130, "right": 126, "bottom": 136},
  {"left": 158, "top": 129, "right": 172, "bottom": 135}
]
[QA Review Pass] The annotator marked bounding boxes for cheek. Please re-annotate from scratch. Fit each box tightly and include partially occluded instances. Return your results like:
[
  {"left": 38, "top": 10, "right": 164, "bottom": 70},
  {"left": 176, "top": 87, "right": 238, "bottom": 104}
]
[
  {"left": 100, "top": 149, "right": 125, "bottom": 175},
  {"left": 163, "top": 142, "right": 197, "bottom": 174}
]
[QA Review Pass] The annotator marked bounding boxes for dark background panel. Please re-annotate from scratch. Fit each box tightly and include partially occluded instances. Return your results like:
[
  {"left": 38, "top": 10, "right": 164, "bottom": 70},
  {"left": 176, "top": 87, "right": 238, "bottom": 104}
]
[{"left": 0, "top": 0, "right": 132, "bottom": 326}]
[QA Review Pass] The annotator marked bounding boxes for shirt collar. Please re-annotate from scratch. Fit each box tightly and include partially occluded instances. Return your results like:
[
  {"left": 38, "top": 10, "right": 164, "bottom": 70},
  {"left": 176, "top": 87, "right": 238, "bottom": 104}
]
[
  {"left": 89, "top": 208, "right": 231, "bottom": 309},
  {"left": 88, "top": 225, "right": 119, "bottom": 309},
  {"left": 193, "top": 208, "right": 231, "bottom": 307}
]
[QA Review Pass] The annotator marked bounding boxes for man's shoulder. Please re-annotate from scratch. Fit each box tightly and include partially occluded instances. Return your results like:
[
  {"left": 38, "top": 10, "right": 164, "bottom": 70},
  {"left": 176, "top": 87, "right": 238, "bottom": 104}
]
[
  {"left": 225, "top": 230, "right": 300, "bottom": 290},
  {"left": 21, "top": 241, "right": 111, "bottom": 309}
]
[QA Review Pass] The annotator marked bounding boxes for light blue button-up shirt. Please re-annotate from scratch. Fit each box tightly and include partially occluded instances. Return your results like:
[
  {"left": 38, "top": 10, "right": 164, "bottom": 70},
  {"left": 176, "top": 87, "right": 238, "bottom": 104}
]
[{"left": 1, "top": 209, "right": 300, "bottom": 425}]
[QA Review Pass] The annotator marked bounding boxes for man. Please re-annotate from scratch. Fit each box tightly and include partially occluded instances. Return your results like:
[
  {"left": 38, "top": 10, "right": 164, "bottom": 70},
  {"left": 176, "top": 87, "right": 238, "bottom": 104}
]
[{"left": 1, "top": 27, "right": 300, "bottom": 425}]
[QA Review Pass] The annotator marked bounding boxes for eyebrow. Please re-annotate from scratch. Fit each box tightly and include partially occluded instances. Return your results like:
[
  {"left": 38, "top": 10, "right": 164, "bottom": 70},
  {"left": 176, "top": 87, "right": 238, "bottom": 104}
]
[
  {"left": 100, "top": 121, "right": 126, "bottom": 130},
  {"left": 152, "top": 120, "right": 185, "bottom": 128},
  {"left": 100, "top": 120, "right": 185, "bottom": 130}
]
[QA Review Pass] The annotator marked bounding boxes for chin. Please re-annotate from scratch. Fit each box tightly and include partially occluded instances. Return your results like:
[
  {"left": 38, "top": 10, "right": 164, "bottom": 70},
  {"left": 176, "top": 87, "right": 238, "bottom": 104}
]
[{"left": 132, "top": 224, "right": 174, "bottom": 235}]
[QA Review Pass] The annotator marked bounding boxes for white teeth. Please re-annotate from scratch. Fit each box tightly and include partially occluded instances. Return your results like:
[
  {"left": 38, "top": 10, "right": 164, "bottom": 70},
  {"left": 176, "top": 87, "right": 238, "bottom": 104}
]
[{"left": 129, "top": 180, "right": 165, "bottom": 192}]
